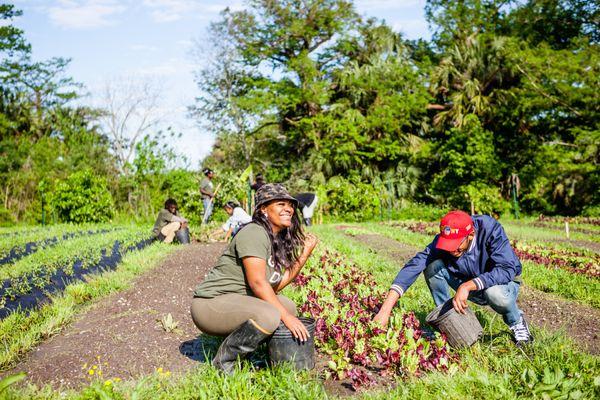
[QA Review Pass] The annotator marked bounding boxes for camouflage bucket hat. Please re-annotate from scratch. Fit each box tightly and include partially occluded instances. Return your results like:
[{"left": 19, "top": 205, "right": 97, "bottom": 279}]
[{"left": 255, "top": 183, "right": 298, "bottom": 209}]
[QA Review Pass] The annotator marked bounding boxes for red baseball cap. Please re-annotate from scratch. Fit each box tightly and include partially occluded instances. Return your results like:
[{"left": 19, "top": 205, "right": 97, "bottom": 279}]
[{"left": 435, "top": 210, "right": 474, "bottom": 252}]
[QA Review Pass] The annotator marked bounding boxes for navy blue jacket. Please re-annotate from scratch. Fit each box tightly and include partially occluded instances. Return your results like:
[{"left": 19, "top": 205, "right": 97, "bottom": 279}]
[{"left": 390, "top": 215, "right": 521, "bottom": 296}]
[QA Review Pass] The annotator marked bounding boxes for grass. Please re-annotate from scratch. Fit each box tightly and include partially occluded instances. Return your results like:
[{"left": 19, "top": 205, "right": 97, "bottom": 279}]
[
  {"left": 363, "top": 222, "right": 600, "bottom": 308},
  {"left": 500, "top": 220, "right": 600, "bottom": 243},
  {"left": 0, "top": 242, "right": 175, "bottom": 371},
  {"left": 7, "top": 363, "right": 328, "bottom": 400},
  {"left": 3, "top": 223, "right": 599, "bottom": 399}
]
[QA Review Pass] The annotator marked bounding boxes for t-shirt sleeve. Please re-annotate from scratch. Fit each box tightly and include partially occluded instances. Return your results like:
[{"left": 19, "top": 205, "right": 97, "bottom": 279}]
[
  {"left": 160, "top": 210, "right": 175, "bottom": 223},
  {"left": 222, "top": 217, "right": 233, "bottom": 232},
  {"left": 234, "top": 225, "right": 270, "bottom": 260}
]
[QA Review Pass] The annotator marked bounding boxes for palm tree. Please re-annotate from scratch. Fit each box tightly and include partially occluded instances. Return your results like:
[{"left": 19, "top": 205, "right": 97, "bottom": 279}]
[{"left": 429, "top": 34, "right": 517, "bottom": 127}]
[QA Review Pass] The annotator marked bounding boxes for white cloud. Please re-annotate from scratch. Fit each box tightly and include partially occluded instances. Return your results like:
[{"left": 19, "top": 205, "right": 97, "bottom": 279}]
[
  {"left": 130, "top": 44, "right": 159, "bottom": 52},
  {"left": 141, "top": 0, "right": 243, "bottom": 23},
  {"left": 132, "top": 57, "right": 194, "bottom": 77},
  {"left": 47, "top": 0, "right": 127, "bottom": 29},
  {"left": 142, "top": 0, "right": 200, "bottom": 22}
]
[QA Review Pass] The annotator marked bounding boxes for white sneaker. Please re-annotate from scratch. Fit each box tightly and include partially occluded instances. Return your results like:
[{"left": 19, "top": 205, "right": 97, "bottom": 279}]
[{"left": 510, "top": 314, "right": 533, "bottom": 346}]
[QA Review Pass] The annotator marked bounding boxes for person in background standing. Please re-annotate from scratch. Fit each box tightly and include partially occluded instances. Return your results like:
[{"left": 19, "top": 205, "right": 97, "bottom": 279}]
[
  {"left": 293, "top": 192, "right": 318, "bottom": 226},
  {"left": 200, "top": 168, "right": 215, "bottom": 224}
]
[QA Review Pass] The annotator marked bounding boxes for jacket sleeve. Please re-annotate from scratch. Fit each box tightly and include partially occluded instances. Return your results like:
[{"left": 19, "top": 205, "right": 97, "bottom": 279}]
[
  {"left": 390, "top": 239, "right": 438, "bottom": 296},
  {"left": 472, "top": 220, "right": 521, "bottom": 290}
]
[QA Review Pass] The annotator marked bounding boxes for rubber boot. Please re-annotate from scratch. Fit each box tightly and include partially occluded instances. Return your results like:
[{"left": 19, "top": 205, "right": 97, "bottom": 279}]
[{"left": 212, "top": 319, "right": 272, "bottom": 374}]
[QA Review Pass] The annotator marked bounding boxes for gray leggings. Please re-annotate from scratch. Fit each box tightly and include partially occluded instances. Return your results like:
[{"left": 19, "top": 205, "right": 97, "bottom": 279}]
[{"left": 191, "top": 294, "right": 297, "bottom": 336}]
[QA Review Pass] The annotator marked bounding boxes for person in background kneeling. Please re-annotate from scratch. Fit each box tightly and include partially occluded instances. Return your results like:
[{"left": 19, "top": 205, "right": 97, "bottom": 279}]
[
  {"left": 152, "top": 198, "right": 189, "bottom": 244},
  {"left": 191, "top": 184, "right": 318, "bottom": 373},
  {"left": 221, "top": 201, "right": 252, "bottom": 241}
]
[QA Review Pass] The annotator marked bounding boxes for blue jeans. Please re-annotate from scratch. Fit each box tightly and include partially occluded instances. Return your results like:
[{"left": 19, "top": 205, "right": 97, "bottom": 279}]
[
  {"left": 202, "top": 198, "right": 213, "bottom": 224},
  {"left": 424, "top": 259, "right": 522, "bottom": 326}
]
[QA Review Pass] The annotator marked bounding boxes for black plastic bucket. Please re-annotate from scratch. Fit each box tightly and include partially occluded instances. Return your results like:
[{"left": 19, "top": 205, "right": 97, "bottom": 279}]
[
  {"left": 175, "top": 228, "right": 190, "bottom": 244},
  {"left": 426, "top": 299, "right": 483, "bottom": 348},
  {"left": 268, "top": 317, "right": 315, "bottom": 370}
]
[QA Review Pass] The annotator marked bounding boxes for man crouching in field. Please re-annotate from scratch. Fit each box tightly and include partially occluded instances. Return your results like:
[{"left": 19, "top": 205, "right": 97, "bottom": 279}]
[
  {"left": 152, "top": 198, "right": 190, "bottom": 244},
  {"left": 373, "top": 210, "right": 533, "bottom": 346}
]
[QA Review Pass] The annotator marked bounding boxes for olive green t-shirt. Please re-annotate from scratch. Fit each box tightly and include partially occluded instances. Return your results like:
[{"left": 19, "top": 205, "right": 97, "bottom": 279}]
[
  {"left": 193, "top": 223, "right": 283, "bottom": 298},
  {"left": 200, "top": 177, "right": 214, "bottom": 200},
  {"left": 152, "top": 209, "right": 175, "bottom": 236}
]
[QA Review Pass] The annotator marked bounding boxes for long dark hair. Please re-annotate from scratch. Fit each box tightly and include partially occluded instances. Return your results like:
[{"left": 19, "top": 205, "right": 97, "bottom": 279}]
[{"left": 251, "top": 201, "right": 305, "bottom": 271}]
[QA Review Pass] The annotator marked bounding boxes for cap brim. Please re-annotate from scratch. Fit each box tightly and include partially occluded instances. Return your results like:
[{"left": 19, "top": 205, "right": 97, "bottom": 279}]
[{"left": 435, "top": 236, "right": 464, "bottom": 252}]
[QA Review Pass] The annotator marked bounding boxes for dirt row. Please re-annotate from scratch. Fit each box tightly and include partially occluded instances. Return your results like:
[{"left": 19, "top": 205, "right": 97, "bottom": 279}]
[{"left": 9, "top": 243, "right": 226, "bottom": 388}]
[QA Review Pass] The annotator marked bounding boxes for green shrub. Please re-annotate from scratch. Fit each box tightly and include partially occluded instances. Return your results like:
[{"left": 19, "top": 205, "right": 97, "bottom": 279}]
[
  {"left": 0, "top": 206, "right": 16, "bottom": 226},
  {"left": 321, "top": 175, "right": 381, "bottom": 221},
  {"left": 581, "top": 204, "right": 600, "bottom": 217},
  {"left": 51, "top": 170, "right": 114, "bottom": 223},
  {"left": 391, "top": 201, "right": 448, "bottom": 221},
  {"left": 465, "top": 183, "right": 511, "bottom": 216}
]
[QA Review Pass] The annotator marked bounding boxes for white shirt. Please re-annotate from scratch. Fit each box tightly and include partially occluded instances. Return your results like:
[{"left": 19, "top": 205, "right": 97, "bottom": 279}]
[{"left": 222, "top": 207, "right": 252, "bottom": 232}]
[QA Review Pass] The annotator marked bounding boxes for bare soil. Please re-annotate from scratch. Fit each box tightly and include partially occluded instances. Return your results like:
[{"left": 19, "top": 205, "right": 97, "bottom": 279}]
[
  {"left": 9, "top": 242, "right": 226, "bottom": 389},
  {"left": 342, "top": 229, "right": 600, "bottom": 355}
]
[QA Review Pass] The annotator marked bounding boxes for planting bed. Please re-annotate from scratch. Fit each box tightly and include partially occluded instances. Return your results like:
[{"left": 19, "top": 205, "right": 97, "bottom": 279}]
[
  {"left": 292, "top": 249, "right": 454, "bottom": 392},
  {"left": 1, "top": 223, "right": 598, "bottom": 399},
  {"left": 7, "top": 243, "right": 223, "bottom": 388},
  {"left": 0, "top": 228, "right": 117, "bottom": 266},
  {"left": 0, "top": 228, "right": 151, "bottom": 318}
]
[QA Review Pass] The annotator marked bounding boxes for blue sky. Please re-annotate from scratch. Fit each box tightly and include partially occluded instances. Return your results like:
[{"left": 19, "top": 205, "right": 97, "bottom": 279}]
[{"left": 9, "top": 0, "right": 430, "bottom": 168}]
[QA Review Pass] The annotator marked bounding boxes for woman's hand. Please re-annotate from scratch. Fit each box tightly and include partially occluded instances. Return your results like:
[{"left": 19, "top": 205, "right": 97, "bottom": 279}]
[
  {"left": 303, "top": 233, "right": 319, "bottom": 253},
  {"left": 281, "top": 313, "right": 310, "bottom": 342}
]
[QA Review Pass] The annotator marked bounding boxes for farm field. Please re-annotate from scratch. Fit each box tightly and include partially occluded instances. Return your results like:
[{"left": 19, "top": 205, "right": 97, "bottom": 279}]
[{"left": 0, "top": 220, "right": 598, "bottom": 399}]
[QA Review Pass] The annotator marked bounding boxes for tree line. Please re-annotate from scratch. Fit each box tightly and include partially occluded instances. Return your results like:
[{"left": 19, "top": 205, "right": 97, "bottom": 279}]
[
  {"left": 1, "top": 1, "right": 598, "bottom": 225},
  {"left": 0, "top": 4, "right": 204, "bottom": 225},
  {"left": 194, "top": 0, "right": 599, "bottom": 219}
]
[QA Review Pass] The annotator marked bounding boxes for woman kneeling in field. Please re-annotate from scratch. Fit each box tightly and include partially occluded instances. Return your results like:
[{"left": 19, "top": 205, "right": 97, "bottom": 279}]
[{"left": 191, "top": 183, "right": 318, "bottom": 373}]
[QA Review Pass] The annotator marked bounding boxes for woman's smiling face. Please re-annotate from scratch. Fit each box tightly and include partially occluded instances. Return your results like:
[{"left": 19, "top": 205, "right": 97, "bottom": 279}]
[{"left": 261, "top": 200, "right": 295, "bottom": 232}]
